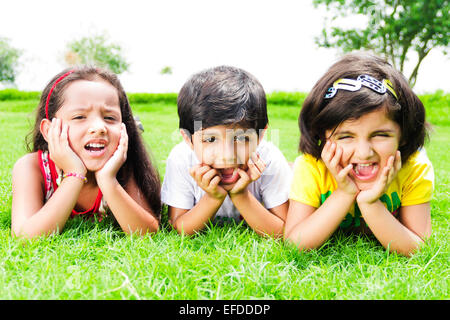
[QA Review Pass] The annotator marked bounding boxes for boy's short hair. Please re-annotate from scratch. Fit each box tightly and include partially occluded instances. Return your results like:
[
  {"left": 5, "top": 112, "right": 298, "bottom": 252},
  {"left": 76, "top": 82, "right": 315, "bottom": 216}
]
[
  {"left": 299, "top": 53, "right": 428, "bottom": 163},
  {"left": 178, "top": 66, "right": 268, "bottom": 136}
]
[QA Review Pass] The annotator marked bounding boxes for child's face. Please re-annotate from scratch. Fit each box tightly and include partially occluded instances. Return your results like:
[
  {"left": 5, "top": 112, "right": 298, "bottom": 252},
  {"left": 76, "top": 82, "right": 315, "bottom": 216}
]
[
  {"left": 54, "top": 80, "right": 122, "bottom": 172},
  {"left": 184, "top": 124, "right": 262, "bottom": 186},
  {"left": 325, "top": 108, "right": 401, "bottom": 191}
]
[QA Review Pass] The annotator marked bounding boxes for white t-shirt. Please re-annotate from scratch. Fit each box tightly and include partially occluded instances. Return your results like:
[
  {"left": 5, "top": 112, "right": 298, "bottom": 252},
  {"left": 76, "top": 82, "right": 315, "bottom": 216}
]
[{"left": 161, "top": 140, "right": 293, "bottom": 223}]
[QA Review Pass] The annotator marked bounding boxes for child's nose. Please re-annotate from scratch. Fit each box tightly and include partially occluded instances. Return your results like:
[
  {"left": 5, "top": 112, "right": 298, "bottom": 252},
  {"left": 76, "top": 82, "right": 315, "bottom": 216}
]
[
  {"left": 217, "top": 142, "right": 237, "bottom": 166},
  {"left": 88, "top": 118, "right": 107, "bottom": 135},
  {"left": 355, "top": 140, "right": 375, "bottom": 159}
]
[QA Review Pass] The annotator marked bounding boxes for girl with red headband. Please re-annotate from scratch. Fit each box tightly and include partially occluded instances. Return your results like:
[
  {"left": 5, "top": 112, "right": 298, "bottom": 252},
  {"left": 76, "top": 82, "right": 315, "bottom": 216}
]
[{"left": 11, "top": 66, "right": 161, "bottom": 238}]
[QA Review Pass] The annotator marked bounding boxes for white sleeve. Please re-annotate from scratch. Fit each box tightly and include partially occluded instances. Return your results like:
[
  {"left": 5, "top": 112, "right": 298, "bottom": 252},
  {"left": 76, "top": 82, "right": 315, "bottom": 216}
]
[
  {"left": 259, "top": 144, "right": 293, "bottom": 209},
  {"left": 161, "top": 146, "right": 196, "bottom": 210}
]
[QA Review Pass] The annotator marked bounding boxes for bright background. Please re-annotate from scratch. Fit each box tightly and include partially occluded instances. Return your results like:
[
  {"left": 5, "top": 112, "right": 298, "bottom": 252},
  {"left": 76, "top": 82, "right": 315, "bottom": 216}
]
[{"left": 1, "top": 0, "right": 448, "bottom": 93}]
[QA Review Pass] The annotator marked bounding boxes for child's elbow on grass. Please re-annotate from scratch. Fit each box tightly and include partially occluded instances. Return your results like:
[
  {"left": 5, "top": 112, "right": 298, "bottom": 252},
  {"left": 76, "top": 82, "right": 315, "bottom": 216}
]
[
  {"left": 388, "top": 240, "right": 426, "bottom": 258},
  {"left": 284, "top": 231, "right": 322, "bottom": 252},
  {"left": 171, "top": 220, "right": 198, "bottom": 236},
  {"left": 11, "top": 226, "right": 57, "bottom": 240}
]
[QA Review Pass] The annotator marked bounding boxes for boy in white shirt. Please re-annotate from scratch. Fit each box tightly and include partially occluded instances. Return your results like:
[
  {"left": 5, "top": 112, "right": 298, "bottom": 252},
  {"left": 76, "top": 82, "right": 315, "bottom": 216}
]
[{"left": 162, "top": 66, "right": 292, "bottom": 237}]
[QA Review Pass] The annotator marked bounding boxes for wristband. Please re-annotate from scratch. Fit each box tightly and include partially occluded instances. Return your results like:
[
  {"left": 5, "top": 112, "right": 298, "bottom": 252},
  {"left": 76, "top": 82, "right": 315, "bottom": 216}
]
[{"left": 63, "top": 172, "right": 87, "bottom": 183}]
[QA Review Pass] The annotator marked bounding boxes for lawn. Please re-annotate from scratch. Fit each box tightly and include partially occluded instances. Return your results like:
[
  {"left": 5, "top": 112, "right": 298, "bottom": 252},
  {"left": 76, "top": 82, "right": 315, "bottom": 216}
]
[{"left": 0, "top": 92, "right": 448, "bottom": 300}]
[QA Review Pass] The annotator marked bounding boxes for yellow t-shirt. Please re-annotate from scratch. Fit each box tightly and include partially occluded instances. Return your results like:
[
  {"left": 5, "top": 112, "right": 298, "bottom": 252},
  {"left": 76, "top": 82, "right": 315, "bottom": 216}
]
[{"left": 289, "top": 150, "right": 434, "bottom": 228}]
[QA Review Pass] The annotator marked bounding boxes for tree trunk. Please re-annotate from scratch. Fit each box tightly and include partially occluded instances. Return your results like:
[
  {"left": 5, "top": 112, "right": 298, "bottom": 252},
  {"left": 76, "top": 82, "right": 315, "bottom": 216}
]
[{"left": 409, "top": 48, "right": 431, "bottom": 89}]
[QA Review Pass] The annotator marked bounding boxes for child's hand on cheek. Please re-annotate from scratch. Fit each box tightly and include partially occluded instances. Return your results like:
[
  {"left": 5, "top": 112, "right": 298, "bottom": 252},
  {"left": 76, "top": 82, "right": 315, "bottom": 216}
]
[
  {"left": 322, "top": 141, "right": 359, "bottom": 196},
  {"left": 48, "top": 118, "right": 86, "bottom": 176},
  {"left": 190, "top": 164, "right": 227, "bottom": 200},
  {"left": 357, "top": 151, "right": 401, "bottom": 205},
  {"left": 95, "top": 123, "right": 128, "bottom": 183},
  {"left": 229, "top": 152, "right": 265, "bottom": 196}
]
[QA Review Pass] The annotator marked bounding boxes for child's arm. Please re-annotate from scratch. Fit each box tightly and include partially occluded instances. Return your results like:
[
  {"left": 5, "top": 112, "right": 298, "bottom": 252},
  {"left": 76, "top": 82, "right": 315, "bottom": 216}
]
[
  {"left": 284, "top": 191, "right": 356, "bottom": 249},
  {"left": 12, "top": 158, "right": 85, "bottom": 238},
  {"left": 97, "top": 175, "right": 160, "bottom": 234},
  {"left": 357, "top": 152, "right": 430, "bottom": 256},
  {"left": 284, "top": 141, "right": 359, "bottom": 249},
  {"left": 168, "top": 164, "right": 227, "bottom": 235},
  {"left": 229, "top": 152, "right": 287, "bottom": 237},
  {"left": 11, "top": 120, "right": 86, "bottom": 238},
  {"left": 358, "top": 201, "right": 430, "bottom": 256},
  {"left": 229, "top": 191, "right": 288, "bottom": 238},
  {"left": 95, "top": 124, "right": 159, "bottom": 235}
]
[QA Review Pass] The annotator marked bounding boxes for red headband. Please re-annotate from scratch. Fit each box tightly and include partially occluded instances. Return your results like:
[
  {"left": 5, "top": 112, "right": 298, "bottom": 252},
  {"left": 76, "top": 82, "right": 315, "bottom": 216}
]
[{"left": 45, "top": 70, "right": 75, "bottom": 119}]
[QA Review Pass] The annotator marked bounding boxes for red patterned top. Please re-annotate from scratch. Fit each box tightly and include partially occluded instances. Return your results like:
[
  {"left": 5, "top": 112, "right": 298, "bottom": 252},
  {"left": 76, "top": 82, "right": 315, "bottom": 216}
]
[{"left": 37, "top": 150, "right": 108, "bottom": 219}]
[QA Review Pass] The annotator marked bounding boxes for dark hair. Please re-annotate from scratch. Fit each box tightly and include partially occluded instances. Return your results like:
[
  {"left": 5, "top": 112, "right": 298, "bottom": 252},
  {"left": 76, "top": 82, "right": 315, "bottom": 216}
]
[
  {"left": 299, "top": 53, "right": 428, "bottom": 163},
  {"left": 26, "top": 66, "right": 161, "bottom": 217},
  {"left": 177, "top": 65, "right": 268, "bottom": 136}
]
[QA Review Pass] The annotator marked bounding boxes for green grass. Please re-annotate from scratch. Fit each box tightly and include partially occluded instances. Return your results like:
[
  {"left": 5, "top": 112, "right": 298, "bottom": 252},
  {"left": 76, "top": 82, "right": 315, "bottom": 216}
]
[{"left": 0, "top": 93, "right": 448, "bottom": 300}]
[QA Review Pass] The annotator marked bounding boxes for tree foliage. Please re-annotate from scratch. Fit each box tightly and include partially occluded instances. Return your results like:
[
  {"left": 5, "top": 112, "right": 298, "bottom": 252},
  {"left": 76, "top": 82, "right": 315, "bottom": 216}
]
[
  {"left": 0, "top": 37, "right": 21, "bottom": 84},
  {"left": 65, "top": 33, "right": 130, "bottom": 74},
  {"left": 314, "top": 0, "right": 449, "bottom": 87},
  {"left": 160, "top": 66, "right": 173, "bottom": 75}
]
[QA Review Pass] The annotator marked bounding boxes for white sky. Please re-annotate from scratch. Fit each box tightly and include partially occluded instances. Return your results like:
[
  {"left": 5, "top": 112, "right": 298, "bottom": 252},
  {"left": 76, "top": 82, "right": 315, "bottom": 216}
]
[{"left": 1, "top": 0, "right": 448, "bottom": 94}]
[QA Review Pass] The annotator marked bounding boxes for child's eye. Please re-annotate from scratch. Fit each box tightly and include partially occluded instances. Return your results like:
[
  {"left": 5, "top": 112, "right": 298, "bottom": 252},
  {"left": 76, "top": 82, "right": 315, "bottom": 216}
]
[
  {"left": 72, "top": 115, "right": 85, "bottom": 120},
  {"left": 337, "top": 135, "right": 352, "bottom": 140},
  {"left": 203, "top": 137, "right": 216, "bottom": 143},
  {"left": 234, "top": 135, "right": 250, "bottom": 142},
  {"left": 104, "top": 116, "right": 117, "bottom": 121},
  {"left": 372, "top": 133, "right": 391, "bottom": 139}
]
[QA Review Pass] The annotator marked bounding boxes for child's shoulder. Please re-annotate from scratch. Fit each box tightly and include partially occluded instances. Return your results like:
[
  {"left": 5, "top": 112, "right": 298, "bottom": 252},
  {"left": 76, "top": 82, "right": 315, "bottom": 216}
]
[
  {"left": 293, "top": 153, "right": 326, "bottom": 171},
  {"left": 407, "top": 148, "right": 432, "bottom": 166},
  {"left": 14, "top": 152, "right": 40, "bottom": 170},
  {"left": 257, "top": 140, "right": 287, "bottom": 163},
  {"left": 12, "top": 152, "right": 43, "bottom": 182},
  {"left": 166, "top": 142, "right": 197, "bottom": 167},
  {"left": 168, "top": 142, "right": 193, "bottom": 159},
  {"left": 291, "top": 153, "right": 332, "bottom": 184},
  {"left": 398, "top": 148, "right": 434, "bottom": 183},
  {"left": 169, "top": 141, "right": 191, "bottom": 153}
]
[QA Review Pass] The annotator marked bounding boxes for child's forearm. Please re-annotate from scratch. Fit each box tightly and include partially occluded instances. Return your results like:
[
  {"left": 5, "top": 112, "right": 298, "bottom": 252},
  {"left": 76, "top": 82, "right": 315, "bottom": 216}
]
[
  {"left": 358, "top": 200, "right": 424, "bottom": 256},
  {"left": 286, "top": 189, "right": 356, "bottom": 250},
  {"left": 98, "top": 178, "right": 159, "bottom": 235},
  {"left": 230, "top": 190, "right": 284, "bottom": 237},
  {"left": 171, "top": 194, "right": 225, "bottom": 235},
  {"left": 13, "top": 177, "right": 84, "bottom": 238}
]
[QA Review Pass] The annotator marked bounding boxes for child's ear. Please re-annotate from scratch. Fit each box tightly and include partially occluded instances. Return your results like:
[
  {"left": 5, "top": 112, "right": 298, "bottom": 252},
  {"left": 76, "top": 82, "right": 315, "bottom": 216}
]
[
  {"left": 40, "top": 118, "right": 52, "bottom": 142},
  {"left": 258, "top": 125, "right": 268, "bottom": 143},
  {"left": 180, "top": 129, "right": 194, "bottom": 150}
]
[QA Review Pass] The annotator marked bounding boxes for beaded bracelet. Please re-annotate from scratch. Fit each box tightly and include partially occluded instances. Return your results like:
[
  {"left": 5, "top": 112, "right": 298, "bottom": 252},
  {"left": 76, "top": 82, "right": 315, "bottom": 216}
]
[{"left": 63, "top": 172, "right": 87, "bottom": 183}]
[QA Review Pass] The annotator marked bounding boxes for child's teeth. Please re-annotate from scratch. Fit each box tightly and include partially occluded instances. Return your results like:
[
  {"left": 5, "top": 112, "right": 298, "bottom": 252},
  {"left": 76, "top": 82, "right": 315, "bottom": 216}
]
[{"left": 353, "top": 163, "right": 377, "bottom": 176}]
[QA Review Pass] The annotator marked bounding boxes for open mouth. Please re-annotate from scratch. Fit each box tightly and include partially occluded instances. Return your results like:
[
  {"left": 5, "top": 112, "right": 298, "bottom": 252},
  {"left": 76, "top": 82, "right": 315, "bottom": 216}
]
[
  {"left": 218, "top": 167, "right": 239, "bottom": 185},
  {"left": 351, "top": 163, "right": 379, "bottom": 181},
  {"left": 84, "top": 142, "right": 107, "bottom": 157}
]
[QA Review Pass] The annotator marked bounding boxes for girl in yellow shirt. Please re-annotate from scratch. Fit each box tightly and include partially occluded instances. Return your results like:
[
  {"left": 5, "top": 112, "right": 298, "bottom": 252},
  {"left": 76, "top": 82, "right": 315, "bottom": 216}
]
[{"left": 285, "top": 53, "right": 434, "bottom": 257}]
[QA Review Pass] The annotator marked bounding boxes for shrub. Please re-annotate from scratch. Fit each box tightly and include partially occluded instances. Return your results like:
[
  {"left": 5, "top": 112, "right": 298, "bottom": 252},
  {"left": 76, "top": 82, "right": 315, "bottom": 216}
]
[{"left": 0, "top": 89, "right": 40, "bottom": 101}]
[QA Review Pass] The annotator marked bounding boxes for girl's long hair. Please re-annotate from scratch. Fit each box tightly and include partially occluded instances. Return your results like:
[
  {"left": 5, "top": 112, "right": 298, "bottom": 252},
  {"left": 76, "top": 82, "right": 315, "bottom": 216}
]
[{"left": 26, "top": 66, "right": 162, "bottom": 217}]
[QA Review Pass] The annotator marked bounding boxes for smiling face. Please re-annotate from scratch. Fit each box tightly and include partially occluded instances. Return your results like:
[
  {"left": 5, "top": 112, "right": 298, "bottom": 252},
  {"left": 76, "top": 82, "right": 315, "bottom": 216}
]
[
  {"left": 325, "top": 107, "right": 401, "bottom": 190},
  {"left": 54, "top": 79, "right": 122, "bottom": 172},
  {"left": 183, "top": 124, "right": 262, "bottom": 188}
]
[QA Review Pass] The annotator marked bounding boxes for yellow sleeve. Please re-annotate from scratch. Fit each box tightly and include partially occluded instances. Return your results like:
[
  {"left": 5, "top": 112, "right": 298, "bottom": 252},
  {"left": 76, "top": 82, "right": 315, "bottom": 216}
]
[
  {"left": 401, "top": 150, "right": 434, "bottom": 206},
  {"left": 289, "top": 155, "right": 322, "bottom": 208}
]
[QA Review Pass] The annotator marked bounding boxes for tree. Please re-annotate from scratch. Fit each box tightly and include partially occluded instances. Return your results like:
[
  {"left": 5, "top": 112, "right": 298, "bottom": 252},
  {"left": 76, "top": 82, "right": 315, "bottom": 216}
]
[
  {"left": 65, "top": 33, "right": 130, "bottom": 74},
  {"left": 0, "top": 37, "right": 21, "bottom": 84},
  {"left": 313, "top": 0, "right": 449, "bottom": 87},
  {"left": 160, "top": 66, "right": 173, "bottom": 75}
]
